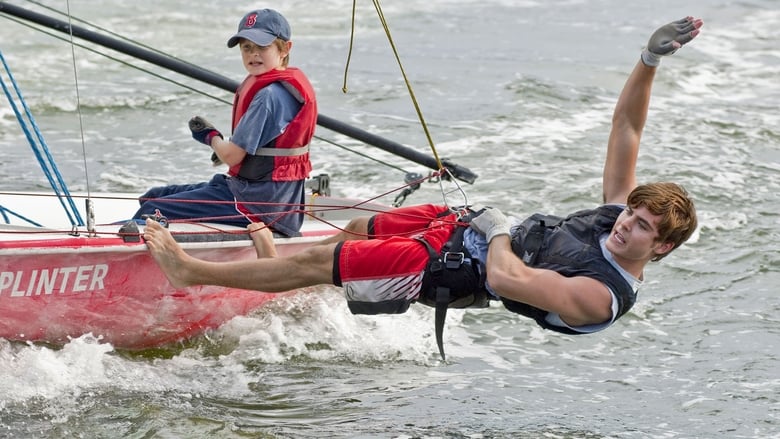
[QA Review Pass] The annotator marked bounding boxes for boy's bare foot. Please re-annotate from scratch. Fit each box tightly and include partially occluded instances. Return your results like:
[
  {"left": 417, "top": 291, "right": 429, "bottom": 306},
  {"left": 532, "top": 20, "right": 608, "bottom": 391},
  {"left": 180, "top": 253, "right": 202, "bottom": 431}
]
[
  {"left": 247, "top": 222, "right": 278, "bottom": 258},
  {"left": 143, "top": 219, "right": 195, "bottom": 289}
]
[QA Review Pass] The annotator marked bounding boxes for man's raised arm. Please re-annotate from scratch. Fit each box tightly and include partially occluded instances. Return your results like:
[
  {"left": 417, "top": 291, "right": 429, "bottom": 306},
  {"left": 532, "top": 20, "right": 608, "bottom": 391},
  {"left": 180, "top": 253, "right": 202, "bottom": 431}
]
[{"left": 602, "top": 17, "right": 703, "bottom": 205}]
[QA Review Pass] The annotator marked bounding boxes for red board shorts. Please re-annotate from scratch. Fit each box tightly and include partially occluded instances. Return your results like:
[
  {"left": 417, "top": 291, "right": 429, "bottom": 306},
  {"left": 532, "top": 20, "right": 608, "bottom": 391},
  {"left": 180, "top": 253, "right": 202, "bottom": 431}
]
[{"left": 333, "top": 204, "right": 460, "bottom": 315}]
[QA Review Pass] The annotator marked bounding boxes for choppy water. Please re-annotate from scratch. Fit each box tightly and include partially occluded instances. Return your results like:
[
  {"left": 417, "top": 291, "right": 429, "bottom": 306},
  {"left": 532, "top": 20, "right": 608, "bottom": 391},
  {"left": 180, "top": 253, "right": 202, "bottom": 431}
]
[{"left": 1, "top": 0, "right": 779, "bottom": 437}]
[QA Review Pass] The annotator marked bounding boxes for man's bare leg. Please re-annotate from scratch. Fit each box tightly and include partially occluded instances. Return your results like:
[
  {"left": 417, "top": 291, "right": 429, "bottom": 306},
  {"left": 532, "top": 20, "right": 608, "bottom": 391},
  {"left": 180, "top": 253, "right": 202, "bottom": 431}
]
[{"left": 144, "top": 219, "right": 337, "bottom": 292}]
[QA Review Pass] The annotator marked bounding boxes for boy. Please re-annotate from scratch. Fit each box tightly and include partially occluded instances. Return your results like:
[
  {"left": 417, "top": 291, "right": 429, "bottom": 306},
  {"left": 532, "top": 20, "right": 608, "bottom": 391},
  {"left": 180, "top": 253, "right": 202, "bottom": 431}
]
[{"left": 134, "top": 9, "right": 317, "bottom": 237}]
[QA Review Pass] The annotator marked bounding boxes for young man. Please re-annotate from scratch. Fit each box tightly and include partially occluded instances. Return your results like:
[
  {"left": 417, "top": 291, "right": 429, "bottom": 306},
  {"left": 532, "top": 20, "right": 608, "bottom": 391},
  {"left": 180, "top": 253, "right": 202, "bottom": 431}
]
[
  {"left": 134, "top": 9, "right": 317, "bottom": 237},
  {"left": 144, "top": 17, "right": 701, "bottom": 351}
]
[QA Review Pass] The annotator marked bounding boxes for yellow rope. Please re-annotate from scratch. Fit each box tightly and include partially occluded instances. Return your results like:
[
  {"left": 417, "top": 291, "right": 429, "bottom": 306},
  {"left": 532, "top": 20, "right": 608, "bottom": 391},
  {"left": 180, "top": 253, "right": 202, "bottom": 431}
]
[
  {"left": 341, "top": 0, "right": 358, "bottom": 93},
  {"left": 372, "top": 0, "right": 443, "bottom": 170},
  {"left": 342, "top": 0, "right": 444, "bottom": 171},
  {"left": 341, "top": 1, "right": 472, "bottom": 211}
]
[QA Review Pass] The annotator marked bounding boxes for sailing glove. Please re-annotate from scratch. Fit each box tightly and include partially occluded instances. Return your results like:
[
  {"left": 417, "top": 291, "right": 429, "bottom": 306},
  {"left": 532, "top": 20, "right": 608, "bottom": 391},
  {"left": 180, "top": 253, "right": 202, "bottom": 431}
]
[
  {"left": 189, "top": 116, "right": 223, "bottom": 146},
  {"left": 469, "top": 206, "right": 511, "bottom": 244},
  {"left": 641, "top": 16, "right": 702, "bottom": 67}
]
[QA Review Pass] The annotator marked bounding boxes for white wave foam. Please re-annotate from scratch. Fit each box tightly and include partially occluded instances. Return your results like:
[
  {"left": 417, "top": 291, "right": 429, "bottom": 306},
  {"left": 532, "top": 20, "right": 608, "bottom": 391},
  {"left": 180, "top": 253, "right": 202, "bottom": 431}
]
[
  {"left": 214, "top": 288, "right": 442, "bottom": 365},
  {"left": 0, "top": 335, "right": 114, "bottom": 403}
]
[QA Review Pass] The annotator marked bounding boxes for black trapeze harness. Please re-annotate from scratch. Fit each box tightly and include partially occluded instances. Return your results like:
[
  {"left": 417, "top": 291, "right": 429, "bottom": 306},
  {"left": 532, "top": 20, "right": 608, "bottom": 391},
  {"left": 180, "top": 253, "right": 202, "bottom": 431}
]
[{"left": 415, "top": 209, "right": 490, "bottom": 361}]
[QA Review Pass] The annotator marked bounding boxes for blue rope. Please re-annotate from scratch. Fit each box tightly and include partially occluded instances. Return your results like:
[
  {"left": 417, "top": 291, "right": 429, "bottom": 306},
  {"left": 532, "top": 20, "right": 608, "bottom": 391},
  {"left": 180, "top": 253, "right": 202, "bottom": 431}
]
[
  {"left": 0, "top": 205, "right": 44, "bottom": 228},
  {"left": 0, "top": 48, "right": 84, "bottom": 227}
]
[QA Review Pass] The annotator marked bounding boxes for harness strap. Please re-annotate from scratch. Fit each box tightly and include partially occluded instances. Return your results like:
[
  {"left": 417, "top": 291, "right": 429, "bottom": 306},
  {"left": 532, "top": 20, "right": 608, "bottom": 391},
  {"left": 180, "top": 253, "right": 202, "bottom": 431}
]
[
  {"left": 254, "top": 144, "right": 310, "bottom": 157},
  {"left": 415, "top": 236, "right": 450, "bottom": 361},
  {"left": 416, "top": 209, "right": 480, "bottom": 361},
  {"left": 434, "top": 286, "right": 450, "bottom": 360}
]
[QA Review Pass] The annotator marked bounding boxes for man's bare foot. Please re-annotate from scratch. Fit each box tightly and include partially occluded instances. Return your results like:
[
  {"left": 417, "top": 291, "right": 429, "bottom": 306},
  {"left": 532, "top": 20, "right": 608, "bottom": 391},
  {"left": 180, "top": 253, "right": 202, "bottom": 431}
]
[
  {"left": 247, "top": 222, "right": 278, "bottom": 258},
  {"left": 143, "top": 219, "right": 195, "bottom": 289}
]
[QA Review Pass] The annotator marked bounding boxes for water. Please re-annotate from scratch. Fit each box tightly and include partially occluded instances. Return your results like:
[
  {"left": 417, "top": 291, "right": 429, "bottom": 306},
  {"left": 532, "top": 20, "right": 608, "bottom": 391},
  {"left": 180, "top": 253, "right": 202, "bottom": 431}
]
[{"left": 1, "top": 0, "right": 779, "bottom": 437}]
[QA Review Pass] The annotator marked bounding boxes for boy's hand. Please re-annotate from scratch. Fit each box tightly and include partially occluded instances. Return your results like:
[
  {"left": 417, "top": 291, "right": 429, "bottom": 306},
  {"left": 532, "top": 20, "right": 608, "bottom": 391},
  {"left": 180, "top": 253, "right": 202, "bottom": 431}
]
[{"left": 189, "top": 116, "right": 223, "bottom": 146}]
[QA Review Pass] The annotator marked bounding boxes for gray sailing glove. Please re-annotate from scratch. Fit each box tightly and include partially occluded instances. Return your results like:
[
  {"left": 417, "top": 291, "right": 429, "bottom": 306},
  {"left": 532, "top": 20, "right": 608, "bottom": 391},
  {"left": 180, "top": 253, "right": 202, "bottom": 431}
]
[
  {"left": 641, "top": 16, "right": 702, "bottom": 67},
  {"left": 470, "top": 207, "right": 511, "bottom": 244}
]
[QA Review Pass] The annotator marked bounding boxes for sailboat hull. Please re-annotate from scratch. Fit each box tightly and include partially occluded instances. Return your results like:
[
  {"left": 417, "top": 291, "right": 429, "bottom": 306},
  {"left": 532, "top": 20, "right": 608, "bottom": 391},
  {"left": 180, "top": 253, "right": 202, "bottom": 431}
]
[{"left": 0, "top": 193, "right": 383, "bottom": 349}]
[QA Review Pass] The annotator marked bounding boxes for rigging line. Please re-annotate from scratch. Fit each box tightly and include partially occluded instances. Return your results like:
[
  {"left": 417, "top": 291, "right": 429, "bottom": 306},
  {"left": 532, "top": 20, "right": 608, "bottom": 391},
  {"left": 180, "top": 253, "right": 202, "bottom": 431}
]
[
  {"left": 341, "top": 0, "right": 444, "bottom": 170},
  {"left": 371, "top": 0, "right": 443, "bottom": 170},
  {"left": 64, "top": 0, "right": 90, "bottom": 198},
  {"left": 337, "top": 3, "right": 415, "bottom": 175},
  {"left": 370, "top": 0, "right": 470, "bottom": 212},
  {"left": 342, "top": 0, "right": 358, "bottom": 93},
  {"left": 316, "top": 136, "right": 409, "bottom": 174},
  {"left": 436, "top": 167, "right": 470, "bottom": 210},
  {"left": 0, "top": 50, "right": 83, "bottom": 227},
  {"left": 0, "top": 205, "right": 44, "bottom": 227}
]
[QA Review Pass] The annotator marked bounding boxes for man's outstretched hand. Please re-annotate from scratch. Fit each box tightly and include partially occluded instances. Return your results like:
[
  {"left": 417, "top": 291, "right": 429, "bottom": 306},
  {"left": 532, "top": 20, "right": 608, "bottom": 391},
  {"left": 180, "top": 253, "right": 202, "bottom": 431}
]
[{"left": 641, "top": 16, "right": 703, "bottom": 67}]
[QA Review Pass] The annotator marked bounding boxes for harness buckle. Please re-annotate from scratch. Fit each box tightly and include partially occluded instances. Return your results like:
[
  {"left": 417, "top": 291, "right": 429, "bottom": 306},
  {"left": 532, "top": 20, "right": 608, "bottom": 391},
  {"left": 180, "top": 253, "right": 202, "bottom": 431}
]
[
  {"left": 429, "top": 259, "right": 444, "bottom": 275},
  {"left": 442, "top": 251, "right": 464, "bottom": 270}
]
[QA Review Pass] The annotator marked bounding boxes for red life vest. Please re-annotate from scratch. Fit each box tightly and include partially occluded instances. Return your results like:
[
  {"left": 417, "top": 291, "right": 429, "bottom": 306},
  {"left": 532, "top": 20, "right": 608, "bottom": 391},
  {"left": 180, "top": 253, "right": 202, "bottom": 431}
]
[{"left": 229, "top": 68, "right": 317, "bottom": 181}]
